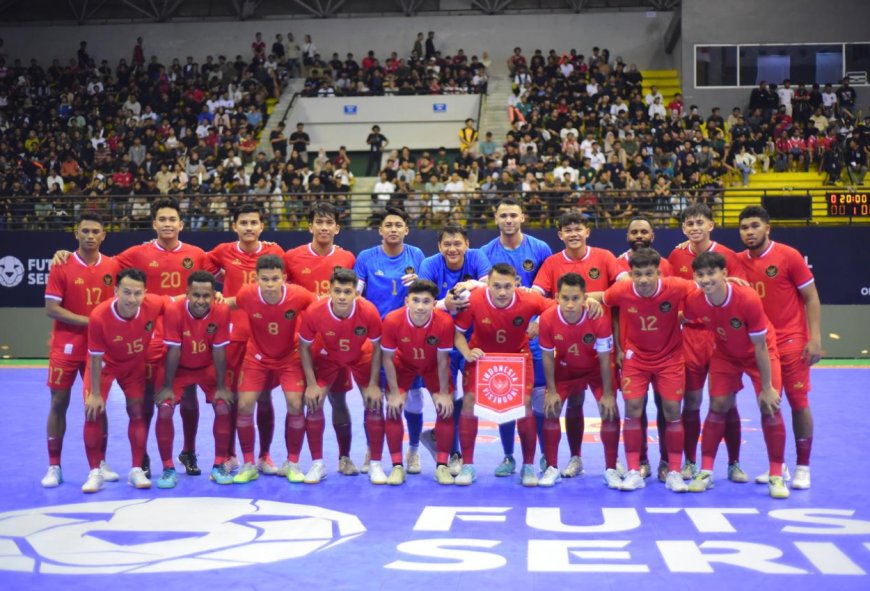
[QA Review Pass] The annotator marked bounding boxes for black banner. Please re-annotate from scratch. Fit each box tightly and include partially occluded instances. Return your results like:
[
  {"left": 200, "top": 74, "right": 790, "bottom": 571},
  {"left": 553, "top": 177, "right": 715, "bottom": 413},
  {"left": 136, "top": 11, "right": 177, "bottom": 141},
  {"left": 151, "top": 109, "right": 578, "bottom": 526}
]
[{"left": 0, "top": 227, "right": 867, "bottom": 306}]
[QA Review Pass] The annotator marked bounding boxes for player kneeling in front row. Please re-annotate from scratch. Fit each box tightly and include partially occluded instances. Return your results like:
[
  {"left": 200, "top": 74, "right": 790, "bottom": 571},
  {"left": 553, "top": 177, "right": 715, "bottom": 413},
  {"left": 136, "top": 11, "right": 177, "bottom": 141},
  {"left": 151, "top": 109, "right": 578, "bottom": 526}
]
[
  {"left": 82, "top": 269, "right": 167, "bottom": 493},
  {"left": 539, "top": 273, "right": 620, "bottom": 489},
  {"left": 684, "top": 252, "right": 790, "bottom": 499},
  {"left": 381, "top": 280, "right": 457, "bottom": 485},
  {"left": 299, "top": 268, "right": 385, "bottom": 484},
  {"left": 156, "top": 271, "right": 234, "bottom": 488}
]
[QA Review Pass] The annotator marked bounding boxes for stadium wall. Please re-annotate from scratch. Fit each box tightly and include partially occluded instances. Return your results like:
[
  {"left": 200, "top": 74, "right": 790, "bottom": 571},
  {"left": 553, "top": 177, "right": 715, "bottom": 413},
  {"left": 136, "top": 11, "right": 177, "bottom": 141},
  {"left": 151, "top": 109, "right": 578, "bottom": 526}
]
[
  {"left": 0, "top": 12, "right": 674, "bottom": 75},
  {"left": 0, "top": 227, "right": 868, "bottom": 358},
  {"left": 681, "top": 0, "right": 870, "bottom": 115}
]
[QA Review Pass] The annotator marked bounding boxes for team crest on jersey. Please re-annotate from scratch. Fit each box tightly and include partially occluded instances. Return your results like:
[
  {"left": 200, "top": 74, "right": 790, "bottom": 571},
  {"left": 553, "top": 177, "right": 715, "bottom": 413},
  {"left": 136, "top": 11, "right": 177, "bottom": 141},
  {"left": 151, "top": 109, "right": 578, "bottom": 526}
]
[
  {"left": 659, "top": 301, "right": 672, "bottom": 313},
  {"left": 149, "top": 260, "right": 159, "bottom": 267},
  {"left": 145, "top": 321, "right": 154, "bottom": 332},
  {"left": 206, "top": 323, "right": 217, "bottom": 334},
  {"left": 583, "top": 333, "right": 595, "bottom": 344},
  {"left": 426, "top": 336, "right": 439, "bottom": 346},
  {"left": 74, "top": 277, "right": 84, "bottom": 285},
  {"left": 284, "top": 309, "right": 296, "bottom": 320},
  {"left": 354, "top": 326, "right": 367, "bottom": 336},
  {"left": 405, "top": 266, "right": 415, "bottom": 275},
  {"left": 522, "top": 259, "right": 535, "bottom": 272},
  {"left": 103, "top": 274, "right": 113, "bottom": 285},
  {"left": 588, "top": 267, "right": 601, "bottom": 280},
  {"left": 512, "top": 316, "right": 525, "bottom": 326},
  {"left": 730, "top": 318, "right": 743, "bottom": 329},
  {"left": 766, "top": 265, "right": 778, "bottom": 277},
  {"left": 182, "top": 258, "right": 194, "bottom": 270}
]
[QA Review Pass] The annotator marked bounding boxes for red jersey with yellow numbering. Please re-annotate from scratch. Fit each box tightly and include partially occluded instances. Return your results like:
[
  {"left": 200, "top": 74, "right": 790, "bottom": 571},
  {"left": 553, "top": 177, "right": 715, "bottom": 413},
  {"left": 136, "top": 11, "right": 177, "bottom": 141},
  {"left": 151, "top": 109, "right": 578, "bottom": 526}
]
[
  {"left": 455, "top": 288, "right": 552, "bottom": 353},
  {"left": 283, "top": 244, "right": 356, "bottom": 297},
  {"left": 298, "top": 298, "right": 383, "bottom": 366},
  {"left": 162, "top": 299, "right": 231, "bottom": 370},
  {"left": 538, "top": 306, "right": 614, "bottom": 372},
  {"left": 533, "top": 247, "right": 621, "bottom": 295},
  {"left": 87, "top": 294, "right": 167, "bottom": 372},
  {"left": 381, "top": 307, "right": 455, "bottom": 373},
  {"left": 234, "top": 283, "right": 316, "bottom": 367}
]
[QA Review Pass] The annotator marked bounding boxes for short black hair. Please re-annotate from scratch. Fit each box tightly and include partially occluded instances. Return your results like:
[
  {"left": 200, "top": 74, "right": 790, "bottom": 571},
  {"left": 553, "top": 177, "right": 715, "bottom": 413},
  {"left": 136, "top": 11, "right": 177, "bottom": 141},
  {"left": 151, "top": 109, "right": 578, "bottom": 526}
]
[
  {"left": 381, "top": 207, "right": 409, "bottom": 225},
  {"left": 681, "top": 203, "right": 714, "bottom": 223},
  {"left": 117, "top": 268, "right": 147, "bottom": 286},
  {"left": 308, "top": 200, "right": 339, "bottom": 224},
  {"left": 77, "top": 212, "right": 104, "bottom": 226},
  {"left": 489, "top": 262, "right": 517, "bottom": 278},
  {"left": 692, "top": 251, "right": 727, "bottom": 272},
  {"left": 739, "top": 205, "right": 771, "bottom": 224},
  {"left": 330, "top": 267, "right": 357, "bottom": 286},
  {"left": 151, "top": 197, "right": 182, "bottom": 220},
  {"left": 256, "top": 254, "right": 285, "bottom": 273},
  {"left": 557, "top": 212, "right": 589, "bottom": 230},
  {"left": 628, "top": 247, "right": 661, "bottom": 269},
  {"left": 187, "top": 270, "right": 217, "bottom": 288},
  {"left": 407, "top": 279, "right": 439, "bottom": 299},
  {"left": 438, "top": 223, "right": 468, "bottom": 243},
  {"left": 233, "top": 203, "right": 264, "bottom": 222},
  {"left": 495, "top": 196, "right": 523, "bottom": 211},
  {"left": 627, "top": 215, "right": 654, "bottom": 230},
  {"left": 557, "top": 272, "right": 586, "bottom": 292}
]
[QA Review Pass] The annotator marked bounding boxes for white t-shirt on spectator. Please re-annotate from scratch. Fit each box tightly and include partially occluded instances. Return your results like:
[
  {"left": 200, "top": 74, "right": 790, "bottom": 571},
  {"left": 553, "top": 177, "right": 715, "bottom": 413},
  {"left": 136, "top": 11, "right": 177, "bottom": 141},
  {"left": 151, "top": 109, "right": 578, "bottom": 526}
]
[
  {"left": 559, "top": 63, "right": 574, "bottom": 77},
  {"left": 589, "top": 151, "right": 606, "bottom": 170},
  {"left": 374, "top": 180, "right": 396, "bottom": 203},
  {"left": 822, "top": 91, "right": 837, "bottom": 108},
  {"left": 644, "top": 91, "right": 663, "bottom": 106},
  {"left": 553, "top": 165, "right": 578, "bottom": 183},
  {"left": 611, "top": 103, "right": 628, "bottom": 117},
  {"left": 443, "top": 179, "right": 466, "bottom": 200},
  {"left": 431, "top": 195, "right": 451, "bottom": 214}
]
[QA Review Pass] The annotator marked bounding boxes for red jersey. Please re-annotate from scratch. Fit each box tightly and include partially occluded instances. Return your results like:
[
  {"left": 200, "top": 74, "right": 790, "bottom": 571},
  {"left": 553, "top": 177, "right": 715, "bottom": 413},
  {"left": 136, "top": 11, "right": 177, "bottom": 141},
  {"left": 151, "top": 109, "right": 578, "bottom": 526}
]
[
  {"left": 739, "top": 241, "right": 813, "bottom": 346},
  {"left": 615, "top": 249, "right": 674, "bottom": 278},
  {"left": 87, "top": 294, "right": 167, "bottom": 372},
  {"left": 381, "top": 307, "right": 455, "bottom": 373},
  {"left": 162, "top": 299, "right": 231, "bottom": 370},
  {"left": 298, "top": 298, "right": 383, "bottom": 366},
  {"left": 234, "top": 283, "right": 316, "bottom": 367},
  {"left": 206, "top": 241, "right": 285, "bottom": 342},
  {"left": 44, "top": 252, "right": 119, "bottom": 361},
  {"left": 115, "top": 240, "right": 206, "bottom": 297},
  {"left": 602, "top": 277, "right": 695, "bottom": 364},
  {"left": 283, "top": 244, "right": 356, "bottom": 297},
  {"left": 538, "top": 306, "right": 614, "bottom": 372},
  {"left": 683, "top": 283, "right": 778, "bottom": 360},
  {"left": 455, "top": 288, "right": 552, "bottom": 353},
  {"left": 533, "top": 247, "right": 621, "bottom": 296},
  {"left": 668, "top": 241, "right": 744, "bottom": 281}
]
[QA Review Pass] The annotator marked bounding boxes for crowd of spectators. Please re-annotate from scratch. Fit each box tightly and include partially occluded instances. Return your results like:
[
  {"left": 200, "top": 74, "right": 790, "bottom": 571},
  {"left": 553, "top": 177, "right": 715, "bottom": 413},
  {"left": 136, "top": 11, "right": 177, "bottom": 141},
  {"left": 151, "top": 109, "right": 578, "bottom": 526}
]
[{"left": 299, "top": 31, "right": 489, "bottom": 97}]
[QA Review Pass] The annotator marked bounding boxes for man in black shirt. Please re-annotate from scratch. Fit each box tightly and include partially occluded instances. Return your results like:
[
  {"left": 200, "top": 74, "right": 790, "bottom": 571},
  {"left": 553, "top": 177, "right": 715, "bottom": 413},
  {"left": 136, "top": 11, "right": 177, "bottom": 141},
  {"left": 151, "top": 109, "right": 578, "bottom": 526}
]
[
  {"left": 289, "top": 122, "right": 310, "bottom": 163},
  {"left": 365, "top": 125, "right": 388, "bottom": 176}
]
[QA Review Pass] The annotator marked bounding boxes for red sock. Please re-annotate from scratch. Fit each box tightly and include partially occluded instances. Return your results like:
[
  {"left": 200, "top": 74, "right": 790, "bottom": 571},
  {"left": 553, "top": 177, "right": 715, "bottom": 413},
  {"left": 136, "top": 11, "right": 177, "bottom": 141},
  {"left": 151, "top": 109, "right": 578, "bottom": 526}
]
[
  {"left": 257, "top": 398, "right": 274, "bottom": 458},
  {"left": 665, "top": 419, "right": 684, "bottom": 473},
  {"left": 458, "top": 414, "right": 478, "bottom": 464},
  {"left": 127, "top": 404, "right": 146, "bottom": 468},
  {"left": 285, "top": 413, "right": 305, "bottom": 463},
  {"left": 385, "top": 415, "right": 405, "bottom": 465},
  {"left": 682, "top": 409, "right": 701, "bottom": 463},
  {"left": 517, "top": 415, "right": 537, "bottom": 465},
  {"left": 796, "top": 437, "right": 813, "bottom": 466},
  {"left": 434, "top": 414, "right": 454, "bottom": 464},
  {"left": 623, "top": 417, "right": 642, "bottom": 471},
  {"left": 334, "top": 422, "right": 352, "bottom": 459},
  {"left": 761, "top": 412, "right": 786, "bottom": 476},
  {"left": 725, "top": 406, "right": 742, "bottom": 463},
  {"left": 700, "top": 410, "right": 727, "bottom": 471},
  {"left": 237, "top": 412, "right": 255, "bottom": 465},
  {"left": 306, "top": 409, "right": 325, "bottom": 461},
  {"left": 364, "top": 410, "right": 386, "bottom": 462},
  {"left": 564, "top": 404, "right": 583, "bottom": 457},
  {"left": 227, "top": 403, "right": 238, "bottom": 457},
  {"left": 179, "top": 399, "right": 199, "bottom": 454},
  {"left": 542, "top": 418, "right": 561, "bottom": 468},
  {"left": 84, "top": 418, "right": 104, "bottom": 470},
  {"left": 639, "top": 406, "right": 649, "bottom": 463},
  {"left": 101, "top": 413, "right": 109, "bottom": 455},
  {"left": 212, "top": 400, "right": 230, "bottom": 465},
  {"left": 48, "top": 436, "right": 62, "bottom": 466},
  {"left": 600, "top": 416, "right": 620, "bottom": 469},
  {"left": 156, "top": 402, "right": 175, "bottom": 468}
]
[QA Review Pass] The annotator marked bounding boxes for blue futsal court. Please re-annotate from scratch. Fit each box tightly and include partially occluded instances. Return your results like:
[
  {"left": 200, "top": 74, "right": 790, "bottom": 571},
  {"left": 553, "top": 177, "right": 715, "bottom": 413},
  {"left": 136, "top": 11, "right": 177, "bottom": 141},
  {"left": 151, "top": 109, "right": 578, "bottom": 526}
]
[{"left": 1, "top": 364, "right": 868, "bottom": 591}]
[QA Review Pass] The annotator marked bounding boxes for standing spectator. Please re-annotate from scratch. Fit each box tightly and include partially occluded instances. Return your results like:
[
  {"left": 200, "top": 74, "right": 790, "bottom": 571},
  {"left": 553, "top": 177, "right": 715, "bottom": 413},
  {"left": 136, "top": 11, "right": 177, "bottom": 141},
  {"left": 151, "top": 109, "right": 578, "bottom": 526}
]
[
  {"left": 289, "top": 122, "right": 310, "bottom": 163},
  {"left": 777, "top": 79, "right": 794, "bottom": 117},
  {"left": 285, "top": 33, "right": 301, "bottom": 76},
  {"left": 272, "top": 34, "right": 286, "bottom": 63},
  {"left": 425, "top": 31, "right": 436, "bottom": 60},
  {"left": 270, "top": 122, "right": 287, "bottom": 160},
  {"left": 821, "top": 83, "right": 838, "bottom": 116},
  {"left": 837, "top": 78, "right": 857, "bottom": 119},
  {"left": 301, "top": 34, "right": 316, "bottom": 69},
  {"left": 132, "top": 37, "right": 145, "bottom": 68},
  {"left": 366, "top": 125, "right": 389, "bottom": 176},
  {"left": 413, "top": 32, "right": 424, "bottom": 58}
]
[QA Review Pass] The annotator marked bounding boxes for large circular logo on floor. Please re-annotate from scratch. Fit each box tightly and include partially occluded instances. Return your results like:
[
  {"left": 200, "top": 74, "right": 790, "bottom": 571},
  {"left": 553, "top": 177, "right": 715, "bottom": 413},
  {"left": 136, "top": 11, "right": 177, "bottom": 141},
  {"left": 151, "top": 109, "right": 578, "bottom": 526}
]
[{"left": 0, "top": 498, "right": 365, "bottom": 574}]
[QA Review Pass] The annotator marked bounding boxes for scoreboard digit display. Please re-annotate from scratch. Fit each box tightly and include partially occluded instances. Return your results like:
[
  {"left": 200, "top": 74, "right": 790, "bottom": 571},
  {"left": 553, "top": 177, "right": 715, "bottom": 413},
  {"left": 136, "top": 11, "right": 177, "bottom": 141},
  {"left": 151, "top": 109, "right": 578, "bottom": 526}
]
[{"left": 827, "top": 192, "right": 870, "bottom": 216}]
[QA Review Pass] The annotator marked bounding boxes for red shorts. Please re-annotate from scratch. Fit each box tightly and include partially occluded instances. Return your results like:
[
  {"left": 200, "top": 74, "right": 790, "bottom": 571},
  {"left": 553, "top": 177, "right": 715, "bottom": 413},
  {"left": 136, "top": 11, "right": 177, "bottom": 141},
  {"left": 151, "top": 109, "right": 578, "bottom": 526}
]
[
  {"left": 463, "top": 354, "right": 534, "bottom": 401},
  {"left": 83, "top": 361, "right": 146, "bottom": 401},
  {"left": 619, "top": 351, "right": 685, "bottom": 402},
  {"left": 47, "top": 355, "right": 85, "bottom": 390},
  {"left": 708, "top": 352, "right": 783, "bottom": 397},
  {"left": 238, "top": 356, "right": 305, "bottom": 393},
  {"left": 314, "top": 353, "right": 373, "bottom": 392},
  {"left": 225, "top": 340, "right": 246, "bottom": 391},
  {"left": 145, "top": 360, "right": 165, "bottom": 393},
  {"left": 170, "top": 365, "right": 218, "bottom": 403},
  {"left": 683, "top": 326, "right": 714, "bottom": 392},
  {"left": 554, "top": 364, "right": 609, "bottom": 401},
  {"left": 394, "top": 363, "right": 455, "bottom": 396},
  {"left": 778, "top": 342, "right": 811, "bottom": 410}
]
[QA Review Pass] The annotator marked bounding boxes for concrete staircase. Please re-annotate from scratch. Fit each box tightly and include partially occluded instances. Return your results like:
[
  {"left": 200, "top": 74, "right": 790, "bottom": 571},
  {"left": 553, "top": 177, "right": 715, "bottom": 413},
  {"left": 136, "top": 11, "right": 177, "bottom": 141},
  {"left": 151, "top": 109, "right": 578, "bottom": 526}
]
[
  {"left": 479, "top": 75, "right": 513, "bottom": 144},
  {"left": 641, "top": 69, "right": 682, "bottom": 104}
]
